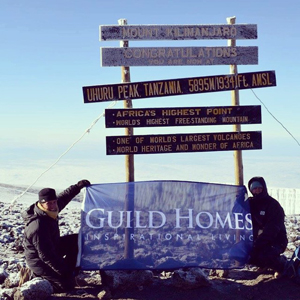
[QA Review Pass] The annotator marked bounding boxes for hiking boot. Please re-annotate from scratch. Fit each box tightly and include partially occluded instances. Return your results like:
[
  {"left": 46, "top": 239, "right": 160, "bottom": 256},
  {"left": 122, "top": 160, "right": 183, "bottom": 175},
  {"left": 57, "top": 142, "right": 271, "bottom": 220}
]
[
  {"left": 18, "top": 267, "right": 33, "bottom": 286},
  {"left": 274, "top": 271, "right": 283, "bottom": 279},
  {"left": 283, "top": 260, "right": 299, "bottom": 278},
  {"left": 283, "top": 247, "right": 300, "bottom": 279},
  {"left": 74, "top": 276, "right": 87, "bottom": 287}
]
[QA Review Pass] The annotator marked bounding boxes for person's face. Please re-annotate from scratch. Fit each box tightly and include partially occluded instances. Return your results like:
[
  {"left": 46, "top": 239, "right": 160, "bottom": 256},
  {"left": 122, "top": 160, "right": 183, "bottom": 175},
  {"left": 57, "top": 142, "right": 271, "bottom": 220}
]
[
  {"left": 41, "top": 200, "right": 58, "bottom": 211},
  {"left": 251, "top": 187, "right": 263, "bottom": 196}
]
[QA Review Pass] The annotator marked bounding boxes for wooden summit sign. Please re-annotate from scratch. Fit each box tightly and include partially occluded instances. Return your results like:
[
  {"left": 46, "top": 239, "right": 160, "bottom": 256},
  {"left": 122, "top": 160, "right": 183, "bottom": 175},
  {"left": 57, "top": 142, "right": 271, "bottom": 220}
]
[
  {"left": 83, "top": 71, "right": 276, "bottom": 103},
  {"left": 106, "top": 131, "right": 262, "bottom": 155},
  {"left": 101, "top": 46, "right": 258, "bottom": 66},
  {"left": 105, "top": 105, "right": 261, "bottom": 128},
  {"left": 100, "top": 24, "right": 257, "bottom": 41}
]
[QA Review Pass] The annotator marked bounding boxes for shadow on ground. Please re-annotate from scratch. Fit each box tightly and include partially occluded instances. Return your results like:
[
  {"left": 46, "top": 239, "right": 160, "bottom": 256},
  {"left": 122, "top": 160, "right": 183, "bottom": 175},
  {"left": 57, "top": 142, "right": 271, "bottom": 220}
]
[{"left": 50, "top": 269, "right": 300, "bottom": 300}]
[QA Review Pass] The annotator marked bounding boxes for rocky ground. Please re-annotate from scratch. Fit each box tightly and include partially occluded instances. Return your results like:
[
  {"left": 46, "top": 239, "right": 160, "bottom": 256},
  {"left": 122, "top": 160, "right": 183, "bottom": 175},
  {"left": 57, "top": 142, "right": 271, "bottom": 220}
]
[
  {"left": 1, "top": 198, "right": 300, "bottom": 300},
  {"left": 48, "top": 267, "right": 300, "bottom": 300}
]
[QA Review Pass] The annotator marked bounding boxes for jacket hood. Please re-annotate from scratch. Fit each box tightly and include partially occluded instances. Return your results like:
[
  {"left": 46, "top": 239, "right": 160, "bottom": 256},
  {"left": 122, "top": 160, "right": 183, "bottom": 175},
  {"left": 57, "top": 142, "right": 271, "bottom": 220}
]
[
  {"left": 21, "top": 202, "right": 46, "bottom": 225},
  {"left": 248, "top": 176, "right": 268, "bottom": 197}
]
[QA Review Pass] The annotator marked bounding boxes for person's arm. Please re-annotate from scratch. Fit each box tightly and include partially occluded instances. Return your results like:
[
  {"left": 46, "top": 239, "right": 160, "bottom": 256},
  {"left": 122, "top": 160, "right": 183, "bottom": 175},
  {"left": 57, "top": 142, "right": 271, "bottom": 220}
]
[
  {"left": 57, "top": 180, "right": 90, "bottom": 211},
  {"left": 253, "top": 203, "right": 284, "bottom": 249}
]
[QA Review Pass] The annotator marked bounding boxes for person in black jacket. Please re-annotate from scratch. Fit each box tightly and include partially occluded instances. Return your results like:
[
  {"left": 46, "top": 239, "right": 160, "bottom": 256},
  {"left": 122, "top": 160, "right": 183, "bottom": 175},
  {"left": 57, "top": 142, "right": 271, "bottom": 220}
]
[
  {"left": 21, "top": 180, "right": 90, "bottom": 292},
  {"left": 247, "top": 176, "right": 288, "bottom": 274}
]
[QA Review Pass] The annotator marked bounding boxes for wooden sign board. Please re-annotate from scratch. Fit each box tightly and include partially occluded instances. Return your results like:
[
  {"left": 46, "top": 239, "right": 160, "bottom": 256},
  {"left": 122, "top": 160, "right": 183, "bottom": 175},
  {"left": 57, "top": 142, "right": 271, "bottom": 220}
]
[
  {"left": 83, "top": 70, "right": 276, "bottom": 103},
  {"left": 106, "top": 131, "right": 262, "bottom": 155},
  {"left": 100, "top": 24, "right": 257, "bottom": 41},
  {"left": 105, "top": 105, "right": 261, "bottom": 128},
  {"left": 101, "top": 46, "right": 258, "bottom": 67}
]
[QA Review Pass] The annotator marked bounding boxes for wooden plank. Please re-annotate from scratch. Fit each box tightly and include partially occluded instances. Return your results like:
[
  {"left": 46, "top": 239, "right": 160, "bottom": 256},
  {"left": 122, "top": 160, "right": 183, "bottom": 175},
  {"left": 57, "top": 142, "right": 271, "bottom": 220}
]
[
  {"left": 100, "top": 24, "right": 257, "bottom": 41},
  {"left": 106, "top": 131, "right": 262, "bottom": 155},
  {"left": 105, "top": 105, "right": 261, "bottom": 128},
  {"left": 83, "top": 70, "right": 276, "bottom": 103},
  {"left": 101, "top": 46, "right": 258, "bottom": 66}
]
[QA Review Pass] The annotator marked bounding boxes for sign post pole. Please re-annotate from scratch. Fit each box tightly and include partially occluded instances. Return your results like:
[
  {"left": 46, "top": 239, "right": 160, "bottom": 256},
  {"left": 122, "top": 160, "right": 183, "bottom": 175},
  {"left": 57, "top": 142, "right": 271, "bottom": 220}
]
[
  {"left": 227, "top": 17, "right": 243, "bottom": 267},
  {"left": 119, "top": 18, "right": 135, "bottom": 183},
  {"left": 227, "top": 16, "right": 244, "bottom": 186},
  {"left": 119, "top": 18, "right": 135, "bottom": 259}
]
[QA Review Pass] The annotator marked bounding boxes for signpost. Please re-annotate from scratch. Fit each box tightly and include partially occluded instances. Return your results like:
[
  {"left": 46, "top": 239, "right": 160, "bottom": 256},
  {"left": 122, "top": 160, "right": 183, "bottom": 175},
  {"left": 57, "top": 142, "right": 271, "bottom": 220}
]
[
  {"left": 100, "top": 24, "right": 257, "bottom": 41},
  {"left": 106, "top": 131, "right": 262, "bottom": 155},
  {"left": 83, "top": 18, "right": 273, "bottom": 267},
  {"left": 101, "top": 46, "right": 258, "bottom": 67},
  {"left": 105, "top": 105, "right": 261, "bottom": 128},
  {"left": 83, "top": 70, "right": 276, "bottom": 103}
]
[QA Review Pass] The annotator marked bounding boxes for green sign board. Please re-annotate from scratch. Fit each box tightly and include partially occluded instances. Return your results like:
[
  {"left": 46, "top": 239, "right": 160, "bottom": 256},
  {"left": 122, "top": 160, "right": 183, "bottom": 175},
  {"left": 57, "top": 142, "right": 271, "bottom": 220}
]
[
  {"left": 83, "top": 70, "right": 275, "bottom": 103},
  {"left": 100, "top": 24, "right": 257, "bottom": 41},
  {"left": 106, "top": 131, "right": 262, "bottom": 155},
  {"left": 105, "top": 105, "right": 261, "bottom": 128},
  {"left": 101, "top": 46, "right": 258, "bottom": 67}
]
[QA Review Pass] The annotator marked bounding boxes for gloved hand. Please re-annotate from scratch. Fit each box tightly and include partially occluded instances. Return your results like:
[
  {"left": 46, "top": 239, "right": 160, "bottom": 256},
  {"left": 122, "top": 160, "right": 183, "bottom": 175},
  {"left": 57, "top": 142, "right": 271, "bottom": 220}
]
[{"left": 77, "top": 179, "right": 91, "bottom": 189}]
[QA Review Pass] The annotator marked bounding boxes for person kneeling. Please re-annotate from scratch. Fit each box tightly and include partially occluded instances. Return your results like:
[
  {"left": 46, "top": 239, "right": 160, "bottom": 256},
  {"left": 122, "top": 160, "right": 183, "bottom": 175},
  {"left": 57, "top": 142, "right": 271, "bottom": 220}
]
[{"left": 21, "top": 180, "right": 90, "bottom": 292}]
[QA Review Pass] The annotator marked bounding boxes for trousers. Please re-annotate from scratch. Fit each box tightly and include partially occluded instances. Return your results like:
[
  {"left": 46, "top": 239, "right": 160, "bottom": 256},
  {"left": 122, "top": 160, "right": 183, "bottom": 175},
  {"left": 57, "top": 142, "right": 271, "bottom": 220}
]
[
  {"left": 249, "top": 244, "right": 287, "bottom": 273},
  {"left": 30, "top": 234, "right": 79, "bottom": 292}
]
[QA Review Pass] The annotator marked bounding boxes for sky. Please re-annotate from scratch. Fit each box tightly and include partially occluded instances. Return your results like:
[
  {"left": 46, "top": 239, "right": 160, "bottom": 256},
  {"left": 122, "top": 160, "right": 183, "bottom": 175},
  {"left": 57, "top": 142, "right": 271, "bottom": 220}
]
[{"left": 1, "top": 0, "right": 300, "bottom": 194}]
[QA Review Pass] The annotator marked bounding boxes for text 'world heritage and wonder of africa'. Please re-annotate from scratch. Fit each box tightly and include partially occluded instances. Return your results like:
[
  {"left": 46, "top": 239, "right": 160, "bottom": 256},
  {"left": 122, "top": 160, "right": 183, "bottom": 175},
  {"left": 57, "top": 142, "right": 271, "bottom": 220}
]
[{"left": 106, "top": 131, "right": 262, "bottom": 155}]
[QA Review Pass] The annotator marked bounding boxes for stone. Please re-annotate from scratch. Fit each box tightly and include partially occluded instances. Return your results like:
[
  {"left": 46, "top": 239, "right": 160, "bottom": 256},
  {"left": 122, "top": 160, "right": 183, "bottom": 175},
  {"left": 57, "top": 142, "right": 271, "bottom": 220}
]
[
  {"left": 97, "top": 288, "right": 112, "bottom": 299},
  {"left": 13, "top": 278, "right": 53, "bottom": 300},
  {"left": 170, "top": 268, "right": 210, "bottom": 289},
  {"left": 0, "top": 267, "right": 9, "bottom": 284},
  {"left": 101, "top": 270, "right": 153, "bottom": 290}
]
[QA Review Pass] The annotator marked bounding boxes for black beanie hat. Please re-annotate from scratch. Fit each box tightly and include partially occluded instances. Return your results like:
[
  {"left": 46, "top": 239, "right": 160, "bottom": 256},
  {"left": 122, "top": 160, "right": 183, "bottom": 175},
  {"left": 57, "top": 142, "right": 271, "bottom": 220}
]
[{"left": 38, "top": 188, "right": 57, "bottom": 203}]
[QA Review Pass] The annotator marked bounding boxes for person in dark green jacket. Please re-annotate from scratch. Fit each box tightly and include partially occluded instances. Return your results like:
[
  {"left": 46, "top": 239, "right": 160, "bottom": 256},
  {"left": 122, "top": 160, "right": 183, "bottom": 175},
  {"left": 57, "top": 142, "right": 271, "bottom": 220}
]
[
  {"left": 22, "top": 180, "right": 90, "bottom": 292},
  {"left": 247, "top": 176, "right": 288, "bottom": 274}
]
